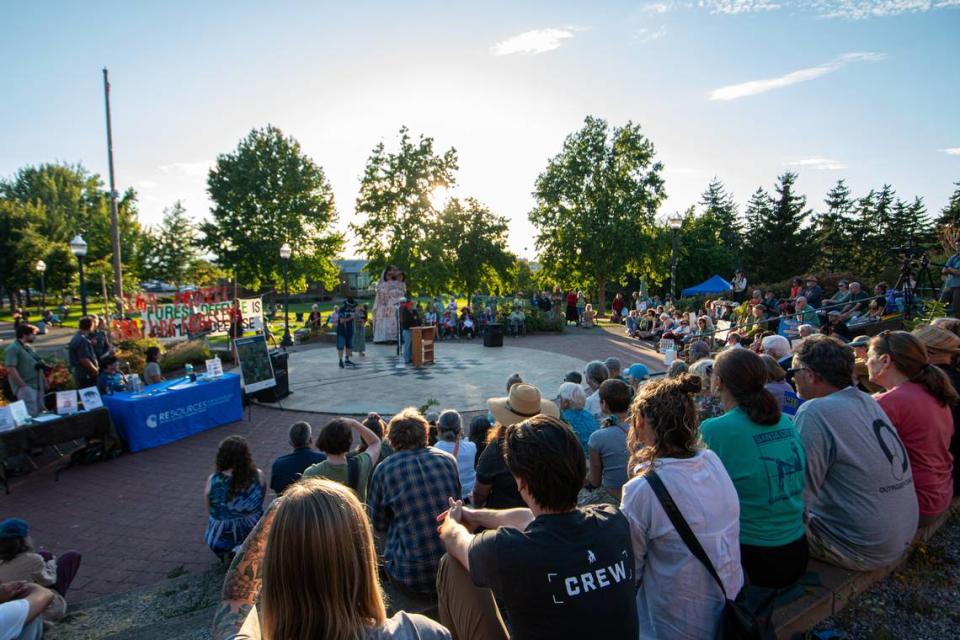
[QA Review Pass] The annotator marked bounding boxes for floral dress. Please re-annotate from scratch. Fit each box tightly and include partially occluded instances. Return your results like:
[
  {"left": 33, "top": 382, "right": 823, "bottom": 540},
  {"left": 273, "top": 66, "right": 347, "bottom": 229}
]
[{"left": 204, "top": 472, "right": 264, "bottom": 556}]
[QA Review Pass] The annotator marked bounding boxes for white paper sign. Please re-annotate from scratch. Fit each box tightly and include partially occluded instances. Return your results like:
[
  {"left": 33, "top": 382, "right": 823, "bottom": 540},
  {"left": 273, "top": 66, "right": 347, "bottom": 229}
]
[
  {"left": 0, "top": 407, "right": 15, "bottom": 432},
  {"left": 8, "top": 401, "right": 29, "bottom": 426},
  {"left": 79, "top": 387, "right": 103, "bottom": 411},
  {"left": 206, "top": 357, "right": 224, "bottom": 378},
  {"left": 663, "top": 348, "right": 677, "bottom": 366},
  {"left": 56, "top": 390, "right": 79, "bottom": 415}
]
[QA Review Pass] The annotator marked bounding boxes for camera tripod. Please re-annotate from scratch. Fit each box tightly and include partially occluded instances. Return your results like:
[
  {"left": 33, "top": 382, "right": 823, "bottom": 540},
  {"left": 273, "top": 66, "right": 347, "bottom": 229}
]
[{"left": 894, "top": 253, "right": 938, "bottom": 320}]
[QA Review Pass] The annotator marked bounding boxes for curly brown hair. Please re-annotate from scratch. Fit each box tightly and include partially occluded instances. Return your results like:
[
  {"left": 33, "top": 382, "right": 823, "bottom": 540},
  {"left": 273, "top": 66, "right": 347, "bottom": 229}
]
[
  {"left": 627, "top": 374, "right": 702, "bottom": 478},
  {"left": 215, "top": 435, "right": 259, "bottom": 498}
]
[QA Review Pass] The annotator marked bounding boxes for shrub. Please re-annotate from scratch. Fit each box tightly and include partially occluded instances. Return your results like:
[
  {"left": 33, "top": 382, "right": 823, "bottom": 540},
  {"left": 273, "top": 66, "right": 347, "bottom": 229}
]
[
  {"left": 160, "top": 339, "right": 213, "bottom": 374},
  {"left": 115, "top": 337, "right": 162, "bottom": 374}
]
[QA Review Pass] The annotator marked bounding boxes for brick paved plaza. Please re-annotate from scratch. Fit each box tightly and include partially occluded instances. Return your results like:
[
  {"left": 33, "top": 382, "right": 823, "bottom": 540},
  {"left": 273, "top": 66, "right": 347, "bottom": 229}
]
[{"left": 1, "top": 326, "right": 662, "bottom": 604}]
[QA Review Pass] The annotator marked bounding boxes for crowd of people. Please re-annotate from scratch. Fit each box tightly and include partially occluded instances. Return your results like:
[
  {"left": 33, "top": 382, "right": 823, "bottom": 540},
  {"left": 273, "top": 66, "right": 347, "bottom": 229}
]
[{"left": 198, "top": 314, "right": 960, "bottom": 639}]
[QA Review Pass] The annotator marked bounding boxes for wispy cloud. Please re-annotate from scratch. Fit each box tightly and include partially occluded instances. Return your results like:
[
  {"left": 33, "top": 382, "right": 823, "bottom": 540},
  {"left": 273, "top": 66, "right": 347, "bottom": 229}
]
[
  {"left": 635, "top": 26, "right": 667, "bottom": 42},
  {"left": 789, "top": 157, "right": 848, "bottom": 170},
  {"left": 811, "top": 0, "right": 948, "bottom": 19},
  {"left": 703, "top": 0, "right": 782, "bottom": 14},
  {"left": 709, "top": 51, "right": 885, "bottom": 101},
  {"left": 942, "top": 147, "right": 960, "bottom": 156},
  {"left": 491, "top": 28, "right": 576, "bottom": 56},
  {"left": 136, "top": 180, "right": 158, "bottom": 190},
  {"left": 158, "top": 161, "right": 212, "bottom": 178},
  {"left": 642, "top": 1, "right": 675, "bottom": 13}
]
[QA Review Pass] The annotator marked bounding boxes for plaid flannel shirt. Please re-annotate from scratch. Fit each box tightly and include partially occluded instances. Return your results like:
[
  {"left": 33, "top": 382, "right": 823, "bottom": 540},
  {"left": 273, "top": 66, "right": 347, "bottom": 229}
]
[{"left": 367, "top": 447, "right": 461, "bottom": 594}]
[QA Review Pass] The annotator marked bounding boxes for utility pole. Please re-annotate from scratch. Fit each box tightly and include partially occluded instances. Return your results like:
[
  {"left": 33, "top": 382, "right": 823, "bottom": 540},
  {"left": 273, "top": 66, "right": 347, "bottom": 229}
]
[{"left": 103, "top": 68, "right": 124, "bottom": 316}]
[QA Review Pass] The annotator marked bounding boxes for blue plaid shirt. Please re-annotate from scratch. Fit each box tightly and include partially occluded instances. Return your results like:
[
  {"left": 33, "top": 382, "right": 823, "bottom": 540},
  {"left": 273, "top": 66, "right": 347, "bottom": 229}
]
[{"left": 367, "top": 447, "right": 461, "bottom": 594}]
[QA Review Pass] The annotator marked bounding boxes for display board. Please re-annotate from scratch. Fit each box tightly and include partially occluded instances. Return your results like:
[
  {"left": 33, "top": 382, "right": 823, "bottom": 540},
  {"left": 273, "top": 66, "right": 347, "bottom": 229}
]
[{"left": 234, "top": 335, "right": 277, "bottom": 393}]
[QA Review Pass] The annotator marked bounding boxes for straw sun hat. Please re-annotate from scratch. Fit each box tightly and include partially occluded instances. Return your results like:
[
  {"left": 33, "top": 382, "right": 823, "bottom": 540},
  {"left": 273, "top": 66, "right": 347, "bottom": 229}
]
[{"left": 487, "top": 383, "right": 559, "bottom": 426}]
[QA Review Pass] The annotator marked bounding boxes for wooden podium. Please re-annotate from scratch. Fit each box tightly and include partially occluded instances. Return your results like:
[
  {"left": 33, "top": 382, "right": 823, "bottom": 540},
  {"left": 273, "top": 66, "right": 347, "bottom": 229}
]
[{"left": 411, "top": 326, "right": 436, "bottom": 366}]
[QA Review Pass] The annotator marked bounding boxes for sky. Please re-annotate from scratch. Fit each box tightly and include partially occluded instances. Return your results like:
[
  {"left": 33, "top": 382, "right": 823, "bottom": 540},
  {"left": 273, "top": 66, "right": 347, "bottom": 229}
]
[{"left": 2, "top": 0, "right": 959, "bottom": 259}]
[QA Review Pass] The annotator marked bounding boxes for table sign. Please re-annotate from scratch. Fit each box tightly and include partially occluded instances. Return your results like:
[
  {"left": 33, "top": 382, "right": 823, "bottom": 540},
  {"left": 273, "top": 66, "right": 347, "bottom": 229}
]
[
  {"left": 9, "top": 401, "right": 29, "bottom": 426},
  {"left": 206, "top": 357, "right": 224, "bottom": 378},
  {"left": 79, "top": 387, "right": 104, "bottom": 411},
  {"left": 0, "top": 406, "right": 16, "bottom": 432},
  {"left": 57, "top": 390, "right": 79, "bottom": 415}
]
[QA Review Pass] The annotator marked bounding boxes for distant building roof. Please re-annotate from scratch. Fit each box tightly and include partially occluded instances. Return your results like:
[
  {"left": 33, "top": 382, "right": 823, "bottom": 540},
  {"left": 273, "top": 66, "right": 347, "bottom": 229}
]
[{"left": 336, "top": 259, "right": 369, "bottom": 274}]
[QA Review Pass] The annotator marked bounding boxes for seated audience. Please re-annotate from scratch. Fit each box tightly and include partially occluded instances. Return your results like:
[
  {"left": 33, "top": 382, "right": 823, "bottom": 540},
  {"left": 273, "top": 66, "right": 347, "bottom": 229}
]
[
  {"left": 823, "top": 311, "right": 852, "bottom": 340},
  {"left": 794, "top": 296, "right": 820, "bottom": 327},
  {"left": 798, "top": 324, "right": 816, "bottom": 339},
  {"left": 760, "top": 354, "right": 792, "bottom": 412},
  {"left": 701, "top": 349, "right": 807, "bottom": 588},
  {"left": 626, "top": 362, "right": 649, "bottom": 389},
  {"left": 558, "top": 381, "right": 598, "bottom": 453},
  {"left": 581, "top": 303, "right": 596, "bottom": 328},
  {"left": 304, "top": 417, "right": 381, "bottom": 502},
  {"left": 762, "top": 291, "right": 780, "bottom": 316},
  {"left": 269, "top": 421, "right": 327, "bottom": 495},
  {"left": 822, "top": 280, "right": 851, "bottom": 309},
  {"left": 436, "top": 415, "right": 638, "bottom": 640},
  {"left": 307, "top": 304, "right": 322, "bottom": 332},
  {"left": 432, "top": 410, "right": 477, "bottom": 500},
  {"left": 204, "top": 436, "right": 267, "bottom": 559},
  {"left": 583, "top": 360, "right": 610, "bottom": 417},
  {"left": 802, "top": 276, "right": 823, "bottom": 308},
  {"left": 849, "top": 334, "right": 882, "bottom": 393},
  {"left": 687, "top": 340, "right": 711, "bottom": 364},
  {"left": 367, "top": 408, "right": 460, "bottom": 597},
  {"left": 508, "top": 304, "right": 526, "bottom": 337},
  {"left": 0, "top": 580, "right": 54, "bottom": 640},
  {"left": 689, "top": 358, "right": 723, "bottom": 421},
  {"left": 460, "top": 310, "right": 477, "bottom": 339},
  {"left": 666, "top": 360, "right": 689, "bottom": 378},
  {"left": 587, "top": 379, "right": 633, "bottom": 502},
  {"left": 760, "top": 334, "right": 793, "bottom": 370},
  {"left": 913, "top": 324, "right": 960, "bottom": 495},
  {"left": 143, "top": 346, "right": 164, "bottom": 385},
  {"left": 867, "top": 331, "right": 957, "bottom": 526},
  {"left": 840, "top": 281, "right": 871, "bottom": 320},
  {"left": 96, "top": 355, "right": 127, "bottom": 395},
  {"left": 468, "top": 415, "right": 492, "bottom": 466},
  {"left": 0, "top": 518, "right": 81, "bottom": 621},
  {"left": 604, "top": 356, "right": 623, "bottom": 381},
  {"left": 563, "top": 370, "right": 583, "bottom": 385},
  {"left": 621, "top": 374, "right": 743, "bottom": 639},
  {"left": 212, "top": 478, "right": 450, "bottom": 640},
  {"left": 474, "top": 385, "right": 558, "bottom": 510},
  {"left": 724, "top": 332, "right": 743, "bottom": 350},
  {"left": 625, "top": 309, "right": 640, "bottom": 337},
  {"left": 791, "top": 335, "right": 918, "bottom": 570}
]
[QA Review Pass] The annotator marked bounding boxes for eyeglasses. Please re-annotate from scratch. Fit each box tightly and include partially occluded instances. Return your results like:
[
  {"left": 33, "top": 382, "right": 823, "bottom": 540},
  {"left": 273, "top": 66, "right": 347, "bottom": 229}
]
[{"left": 786, "top": 366, "right": 813, "bottom": 376}]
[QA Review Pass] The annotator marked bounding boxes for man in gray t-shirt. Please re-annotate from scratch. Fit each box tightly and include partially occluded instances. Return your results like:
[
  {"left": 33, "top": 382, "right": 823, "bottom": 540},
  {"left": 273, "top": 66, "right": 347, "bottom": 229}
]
[{"left": 791, "top": 336, "right": 918, "bottom": 571}]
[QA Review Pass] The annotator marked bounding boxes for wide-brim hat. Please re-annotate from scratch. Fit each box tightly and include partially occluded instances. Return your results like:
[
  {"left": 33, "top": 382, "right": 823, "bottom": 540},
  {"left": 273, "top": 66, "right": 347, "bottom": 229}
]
[
  {"left": 487, "top": 383, "right": 559, "bottom": 426},
  {"left": 849, "top": 335, "right": 871, "bottom": 348},
  {"left": 806, "top": 275, "right": 818, "bottom": 283}
]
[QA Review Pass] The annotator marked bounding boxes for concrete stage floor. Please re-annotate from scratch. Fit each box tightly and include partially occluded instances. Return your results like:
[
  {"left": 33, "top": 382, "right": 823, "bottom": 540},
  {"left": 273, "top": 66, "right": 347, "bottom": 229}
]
[{"left": 266, "top": 340, "right": 590, "bottom": 414}]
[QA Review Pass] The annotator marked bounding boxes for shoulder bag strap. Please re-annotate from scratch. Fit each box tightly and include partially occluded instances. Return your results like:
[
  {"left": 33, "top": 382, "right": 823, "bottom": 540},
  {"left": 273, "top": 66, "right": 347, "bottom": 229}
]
[
  {"left": 645, "top": 470, "right": 728, "bottom": 600},
  {"left": 347, "top": 455, "right": 360, "bottom": 491},
  {"left": 453, "top": 439, "right": 460, "bottom": 460}
]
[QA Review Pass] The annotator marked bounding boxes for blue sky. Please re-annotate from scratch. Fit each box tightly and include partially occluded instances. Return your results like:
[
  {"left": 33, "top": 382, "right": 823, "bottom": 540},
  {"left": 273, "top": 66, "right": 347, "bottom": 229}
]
[{"left": 2, "top": 0, "right": 958, "bottom": 258}]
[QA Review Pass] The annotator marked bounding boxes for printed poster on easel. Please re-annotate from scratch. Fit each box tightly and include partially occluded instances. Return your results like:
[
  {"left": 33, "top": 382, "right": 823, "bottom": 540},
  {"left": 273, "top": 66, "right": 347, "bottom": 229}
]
[{"left": 234, "top": 335, "right": 276, "bottom": 394}]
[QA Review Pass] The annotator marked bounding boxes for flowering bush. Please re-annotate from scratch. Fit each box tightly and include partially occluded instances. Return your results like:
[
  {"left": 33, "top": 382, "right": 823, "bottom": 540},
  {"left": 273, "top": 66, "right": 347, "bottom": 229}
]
[
  {"left": 116, "top": 337, "right": 162, "bottom": 374},
  {"left": 160, "top": 339, "right": 213, "bottom": 374},
  {"left": 45, "top": 361, "right": 75, "bottom": 392}
]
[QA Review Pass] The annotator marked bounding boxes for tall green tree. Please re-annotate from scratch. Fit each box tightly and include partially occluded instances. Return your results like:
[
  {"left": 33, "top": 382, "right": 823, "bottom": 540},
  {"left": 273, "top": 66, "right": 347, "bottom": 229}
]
[
  {"left": 434, "top": 197, "right": 514, "bottom": 299},
  {"left": 936, "top": 181, "right": 960, "bottom": 228},
  {"left": 746, "top": 172, "right": 812, "bottom": 283},
  {"left": 812, "top": 179, "right": 854, "bottom": 272},
  {"left": 200, "top": 125, "right": 344, "bottom": 292},
  {"left": 528, "top": 116, "right": 666, "bottom": 313},
  {"left": 351, "top": 126, "right": 458, "bottom": 292},
  {"left": 141, "top": 201, "right": 199, "bottom": 288},
  {"left": 671, "top": 205, "right": 739, "bottom": 292},
  {"left": 741, "top": 187, "right": 773, "bottom": 281},
  {"left": 700, "top": 177, "right": 742, "bottom": 267}
]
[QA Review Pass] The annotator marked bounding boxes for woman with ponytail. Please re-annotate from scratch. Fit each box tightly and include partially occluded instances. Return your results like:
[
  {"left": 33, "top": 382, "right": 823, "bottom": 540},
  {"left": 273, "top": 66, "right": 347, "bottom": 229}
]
[
  {"left": 700, "top": 348, "right": 807, "bottom": 588},
  {"left": 913, "top": 324, "right": 960, "bottom": 494},
  {"left": 868, "top": 330, "right": 958, "bottom": 525},
  {"left": 620, "top": 374, "right": 743, "bottom": 639}
]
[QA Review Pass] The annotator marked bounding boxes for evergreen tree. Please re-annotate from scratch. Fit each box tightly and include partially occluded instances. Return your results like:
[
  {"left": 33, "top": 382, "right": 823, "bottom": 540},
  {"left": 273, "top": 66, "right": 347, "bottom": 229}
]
[
  {"left": 141, "top": 201, "right": 199, "bottom": 288},
  {"left": 812, "top": 179, "right": 854, "bottom": 272},
  {"left": 936, "top": 181, "right": 960, "bottom": 228},
  {"left": 741, "top": 187, "right": 772, "bottom": 281},
  {"left": 743, "top": 173, "right": 812, "bottom": 283},
  {"left": 699, "top": 177, "right": 741, "bottom": 268}
]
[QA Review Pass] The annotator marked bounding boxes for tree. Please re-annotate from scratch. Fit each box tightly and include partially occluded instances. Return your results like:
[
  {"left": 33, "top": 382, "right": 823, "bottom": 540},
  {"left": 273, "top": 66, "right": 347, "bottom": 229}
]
[
  {"left": 936, "top": 181, "right": 960, "bottom": 228},
  {"left": 674, "top": 205, "right": 739, "bottom": 291},
  {"left": 741, "top": 187, "right": 773, "bottom": 281},
  {"left": 812, "top": 179, "right": 854, "bottom": 272},
  {"left": 528, "top": 116, "right": 666, "bottom": 313},
  {"left": 141, "top": 201, "right": 198, "bottom": 288},
  {"left": 744, "top": 173, "right": 812, "bottom": 283},
  {"left": 185, "top": 258, "right": 228, "bottom": 288},
  {"left": 200, "top": 125, "right": 344, "bottom": 292},
  {"left": 700, "top": 178, "right": 742, "bottom": 267},
  {"left": 351, "top": 126, "right": 458, "bottom": 292},
  {"left": 435, "top": 197, "right": 515, "bottom": 298}
]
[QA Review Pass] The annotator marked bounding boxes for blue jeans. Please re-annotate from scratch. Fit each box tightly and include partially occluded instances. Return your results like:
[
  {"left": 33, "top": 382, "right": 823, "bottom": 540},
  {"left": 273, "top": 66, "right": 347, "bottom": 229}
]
[{"left": 402, "top": 329, "right": 412, "bottom": 362}]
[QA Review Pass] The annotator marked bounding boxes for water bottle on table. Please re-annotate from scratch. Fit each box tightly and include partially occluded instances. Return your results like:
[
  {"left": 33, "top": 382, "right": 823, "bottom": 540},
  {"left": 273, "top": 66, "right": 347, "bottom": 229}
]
[{"left": 185, "top": 363, "right": 196, "bottom": 383}]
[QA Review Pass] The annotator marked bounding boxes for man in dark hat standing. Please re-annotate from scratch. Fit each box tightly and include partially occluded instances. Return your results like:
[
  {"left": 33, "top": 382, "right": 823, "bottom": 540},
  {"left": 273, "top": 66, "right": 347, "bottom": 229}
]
[{"left": 336, "top": 297, "right": 357, "bottom": 369}]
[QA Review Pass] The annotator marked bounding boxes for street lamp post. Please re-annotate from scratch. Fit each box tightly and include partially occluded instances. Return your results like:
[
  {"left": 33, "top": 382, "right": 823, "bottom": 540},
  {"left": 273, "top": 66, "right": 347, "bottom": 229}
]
[
  {"left": 35, "top": 260, "right": 47, "bottom": 312},
  {"left": 279, "top": 242, "right": 293, "bottom": 347},
  {"left": 668, "top": 214, "right": 683, "bottom": 301},
  {"left": 69, "top": 235, "right": 89, "bottom": 317}
]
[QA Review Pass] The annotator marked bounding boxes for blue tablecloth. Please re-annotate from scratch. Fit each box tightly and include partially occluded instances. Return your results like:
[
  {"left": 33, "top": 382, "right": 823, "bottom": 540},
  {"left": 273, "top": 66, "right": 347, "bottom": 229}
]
[{"left": 102, "top": 373, "right": 244, "bottom": 452}]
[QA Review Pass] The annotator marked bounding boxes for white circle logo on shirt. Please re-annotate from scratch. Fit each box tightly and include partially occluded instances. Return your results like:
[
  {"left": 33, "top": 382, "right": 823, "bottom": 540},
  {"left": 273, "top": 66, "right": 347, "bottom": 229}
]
[{"left": 146, "top": 414, "right": 158, "bottom": 429}]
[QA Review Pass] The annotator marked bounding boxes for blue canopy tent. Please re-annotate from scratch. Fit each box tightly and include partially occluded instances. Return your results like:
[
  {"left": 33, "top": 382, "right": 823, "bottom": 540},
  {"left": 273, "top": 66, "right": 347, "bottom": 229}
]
[{"left": 681, "top": 275, "right": 732, "bottom": 297}]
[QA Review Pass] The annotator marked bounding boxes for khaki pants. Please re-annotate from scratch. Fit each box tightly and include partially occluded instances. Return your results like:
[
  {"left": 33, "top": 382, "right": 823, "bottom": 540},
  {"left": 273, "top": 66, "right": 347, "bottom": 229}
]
[
  {"left": 17, "top": 384, "right": 43, "bottom": 417},
  {"left": 436, "top": 554, "right": 509, "bottom": 640}
]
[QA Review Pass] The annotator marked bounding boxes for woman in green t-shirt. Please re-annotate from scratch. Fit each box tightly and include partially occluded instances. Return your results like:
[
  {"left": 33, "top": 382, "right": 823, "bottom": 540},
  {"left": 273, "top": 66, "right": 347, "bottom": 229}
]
[
  {"left": 700, "top": 348, "right": 807, "bottom": 589},
  {"left": 303, "top": 418, "right": 381, "bottom": 502}
]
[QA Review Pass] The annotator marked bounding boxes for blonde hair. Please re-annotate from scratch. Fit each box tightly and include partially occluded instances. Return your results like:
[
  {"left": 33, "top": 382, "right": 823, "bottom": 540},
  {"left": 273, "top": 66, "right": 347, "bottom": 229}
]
[{"left": 260, "top": 478, "right": 387, "bottom": 640}]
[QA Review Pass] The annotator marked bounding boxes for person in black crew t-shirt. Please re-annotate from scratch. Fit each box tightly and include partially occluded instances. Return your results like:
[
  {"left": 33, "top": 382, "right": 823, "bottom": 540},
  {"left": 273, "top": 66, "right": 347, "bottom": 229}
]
[{"left": 436, "top": 414, "right": 638, "bottom": 640}]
